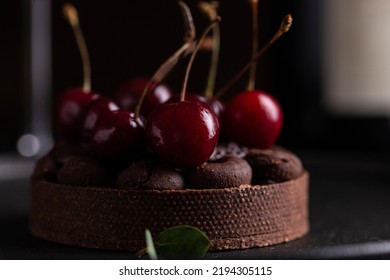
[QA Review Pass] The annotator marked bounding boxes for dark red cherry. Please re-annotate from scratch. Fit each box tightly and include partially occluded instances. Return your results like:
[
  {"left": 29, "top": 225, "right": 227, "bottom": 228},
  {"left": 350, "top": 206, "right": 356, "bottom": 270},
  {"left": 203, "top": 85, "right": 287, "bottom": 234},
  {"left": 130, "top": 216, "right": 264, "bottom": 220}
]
[
  {"left": 114, "top": 77, "right": 172, "bottom": 118},
  {"left": 208, "top": 98, "right": 224, "bottom": 119},
  {"left": 146, "top": 101, "right": 220, "bottom": 169},
  {"left": 57, "top": 88, "right": 100, "bottom": 142},
  {"left": 89, "top": 110, "right": 146, "bottom": 162},
  {"left": 81, "top": 97, "right": 119, "bottom": 143},
  {"left": 168, "top": 93, "right": 224, "bottom": 119},
  {"left": 222, "top": 90, "right": 283, "bottom": 149}
]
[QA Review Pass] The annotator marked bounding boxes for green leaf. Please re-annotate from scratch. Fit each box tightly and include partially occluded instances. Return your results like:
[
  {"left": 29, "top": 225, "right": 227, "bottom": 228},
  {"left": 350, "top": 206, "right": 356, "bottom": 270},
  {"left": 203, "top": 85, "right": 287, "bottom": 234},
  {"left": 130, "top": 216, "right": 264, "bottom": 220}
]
[
  {"left": 145, "top": 229, "right": 158, "bottom": 260},
  {"left": 156, "top": 225, "right": 210, "bottom": 259}
]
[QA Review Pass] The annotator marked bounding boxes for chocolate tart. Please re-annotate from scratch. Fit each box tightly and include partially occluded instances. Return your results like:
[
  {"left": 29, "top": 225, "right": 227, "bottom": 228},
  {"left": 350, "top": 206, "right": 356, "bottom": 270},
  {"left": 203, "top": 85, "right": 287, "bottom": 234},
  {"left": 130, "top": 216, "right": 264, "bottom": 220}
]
[{"left": 29, "top": 170, "right": 309, "bottom": 251}]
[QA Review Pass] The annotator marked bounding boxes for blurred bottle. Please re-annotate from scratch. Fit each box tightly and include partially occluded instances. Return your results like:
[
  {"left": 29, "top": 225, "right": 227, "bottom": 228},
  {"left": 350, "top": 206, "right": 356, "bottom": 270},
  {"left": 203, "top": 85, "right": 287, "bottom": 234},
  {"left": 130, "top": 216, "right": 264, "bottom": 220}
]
[
  {"left": 320, "top": 0, "right": 390, "bottom": 151},
  {"left": 323, "top": 0, "right": 390, "bottom": 117}
]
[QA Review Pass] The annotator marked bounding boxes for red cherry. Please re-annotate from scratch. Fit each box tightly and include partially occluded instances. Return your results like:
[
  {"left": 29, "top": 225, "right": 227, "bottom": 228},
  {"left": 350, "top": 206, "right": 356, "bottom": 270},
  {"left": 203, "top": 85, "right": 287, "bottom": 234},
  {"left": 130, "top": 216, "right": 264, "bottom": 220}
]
[
  {"left": 222, "top": 90, "right": 283, "bottom": 149},
  {"left": 168, "top": 93, "right": 224, "bottom": 118},
  {"left": 89, "top": 110, "right": 146, "bottom": 162},
  {"left": 57, "top": 88, "right": 100, "bottom": 142},
  {"left": 146, "top": 101, "right": 220, "bottom": 169},
  {"left": 114, "top": 77, "right": 172, "bottom": 118},
  {"left": 208, "top": 98, "right": 224, "bottom": 119},
  {"left": 81, "top": 97, "right": 119, "bottom": 143}
]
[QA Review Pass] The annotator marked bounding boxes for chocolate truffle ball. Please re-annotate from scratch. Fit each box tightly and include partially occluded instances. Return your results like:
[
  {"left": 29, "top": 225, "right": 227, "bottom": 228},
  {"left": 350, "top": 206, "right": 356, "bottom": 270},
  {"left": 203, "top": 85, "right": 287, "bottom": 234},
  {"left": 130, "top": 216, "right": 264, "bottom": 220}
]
[
  {"left": 116, "top": 160, "right": 184, "bottom": 190},
  {"left": 244, "top": 147, "right": 303, "bottom": 184},
  {"left": 187, "top": 156, "right": 252, "bottom": 189},
  {"left": 57, "top": 155, "right": 111, "bottom": 187}
]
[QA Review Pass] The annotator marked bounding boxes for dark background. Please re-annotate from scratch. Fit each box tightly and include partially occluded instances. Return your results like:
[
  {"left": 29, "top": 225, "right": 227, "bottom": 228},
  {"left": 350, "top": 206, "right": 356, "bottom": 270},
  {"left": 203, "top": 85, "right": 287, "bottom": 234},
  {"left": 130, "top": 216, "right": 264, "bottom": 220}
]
[
  {"left": 2, "top": 1, "right": 390, "bottom": 260},
  {"left": 1, "top": 0, "right": 389, "bottom": 154},
  {"left": 1, "top": 1, "right": 25, "bottom": 153}
]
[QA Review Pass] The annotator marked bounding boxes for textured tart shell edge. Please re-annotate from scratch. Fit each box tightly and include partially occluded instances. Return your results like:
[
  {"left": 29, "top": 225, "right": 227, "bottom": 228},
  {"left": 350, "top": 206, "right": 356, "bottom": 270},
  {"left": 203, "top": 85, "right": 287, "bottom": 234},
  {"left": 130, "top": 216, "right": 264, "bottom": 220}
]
[{"left": 29, "top": 171, "right": 309, "bottom": 251}]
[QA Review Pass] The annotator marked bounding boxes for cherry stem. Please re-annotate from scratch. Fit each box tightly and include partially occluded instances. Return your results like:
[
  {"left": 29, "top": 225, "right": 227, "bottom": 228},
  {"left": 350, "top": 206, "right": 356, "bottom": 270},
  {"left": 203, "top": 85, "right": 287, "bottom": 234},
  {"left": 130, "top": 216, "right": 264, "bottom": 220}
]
[
  {"left": 180, "top": 17, "right": 221, "bottom": 102},
  {"left": 214, "top": 14, "right": 292, "bottom": 100},
  {"left": 179, "top": 0, "right": 196, "bottom": 44},
  {"left": 199, "top": 1, "right": 220, "bottom": 100},
  {"left": 247, "top": 0, "right": 259, "bottom": 91},
  {"left": 134, "top": 0, "right": 196, "bottom": 120},
  {"left": 135, "top": 247, "right": 148, "bottom": 257},
  {"left": 63, "top": 3, "right": 91, "bottom": 93}
]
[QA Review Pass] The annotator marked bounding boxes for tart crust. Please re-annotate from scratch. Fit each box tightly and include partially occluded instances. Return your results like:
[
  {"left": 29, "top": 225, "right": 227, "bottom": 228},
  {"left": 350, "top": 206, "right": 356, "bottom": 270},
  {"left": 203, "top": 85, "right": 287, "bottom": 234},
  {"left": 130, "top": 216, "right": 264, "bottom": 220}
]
[{"left": 29, "top": 171, "right": 309, "bottom": 251}]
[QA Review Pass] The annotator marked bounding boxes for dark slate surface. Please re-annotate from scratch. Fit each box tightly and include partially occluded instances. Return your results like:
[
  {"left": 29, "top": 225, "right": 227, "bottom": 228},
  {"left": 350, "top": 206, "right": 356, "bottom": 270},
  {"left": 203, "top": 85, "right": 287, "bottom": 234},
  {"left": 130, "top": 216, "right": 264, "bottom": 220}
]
[{"left": 1, "top": 151, "right": 390, "bottom": 259}]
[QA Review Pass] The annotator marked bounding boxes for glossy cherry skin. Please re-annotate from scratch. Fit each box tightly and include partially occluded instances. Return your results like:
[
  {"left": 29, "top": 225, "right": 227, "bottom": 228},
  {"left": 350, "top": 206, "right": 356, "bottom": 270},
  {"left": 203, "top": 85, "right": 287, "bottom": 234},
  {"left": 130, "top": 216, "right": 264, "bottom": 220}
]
[
  {"left": 57, "top": 87, "right": 101, "bottom": 142},
  {"left": 222, "top": 90, "right": 283, "bottom": 149},
  {"left": 114, "top": 77, "right": 172, "bottom": 118},
  {"left": 168, "top": 93, "right": 224, "bottom": 119},
  {"left": 88, "top": 110, "right": 146, "bottom": 162},
  {"left": 81, "top": 97, "right": 119, "bottom": 143},
  {"left": 208, "top": 98, "right": 225, "bottom": 119},
  {"left": 146, "top": 101, "right": 220, "bottom": 169}
]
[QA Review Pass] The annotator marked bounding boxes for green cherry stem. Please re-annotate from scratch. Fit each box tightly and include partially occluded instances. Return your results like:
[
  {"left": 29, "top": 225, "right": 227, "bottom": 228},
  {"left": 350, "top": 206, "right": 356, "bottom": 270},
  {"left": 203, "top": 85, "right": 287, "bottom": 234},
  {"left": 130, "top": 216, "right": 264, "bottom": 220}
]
[
  {"left": 247, "top": 0, "right": 259, "bottom": 91},
  {"left": 199, "top": 1, "right": 220, "bottom": 100},
  {"left": 134, "top": 0, "right": 196, "bottom": 121},
  {"left": 180, "top": 17, "right": 222, "bottom": 102},
  {"left": 63, "top": 3, "right": 91, "bottom": 93},
  {"left": 214, "top": 14, "right": 292, "bottom": 100}
]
